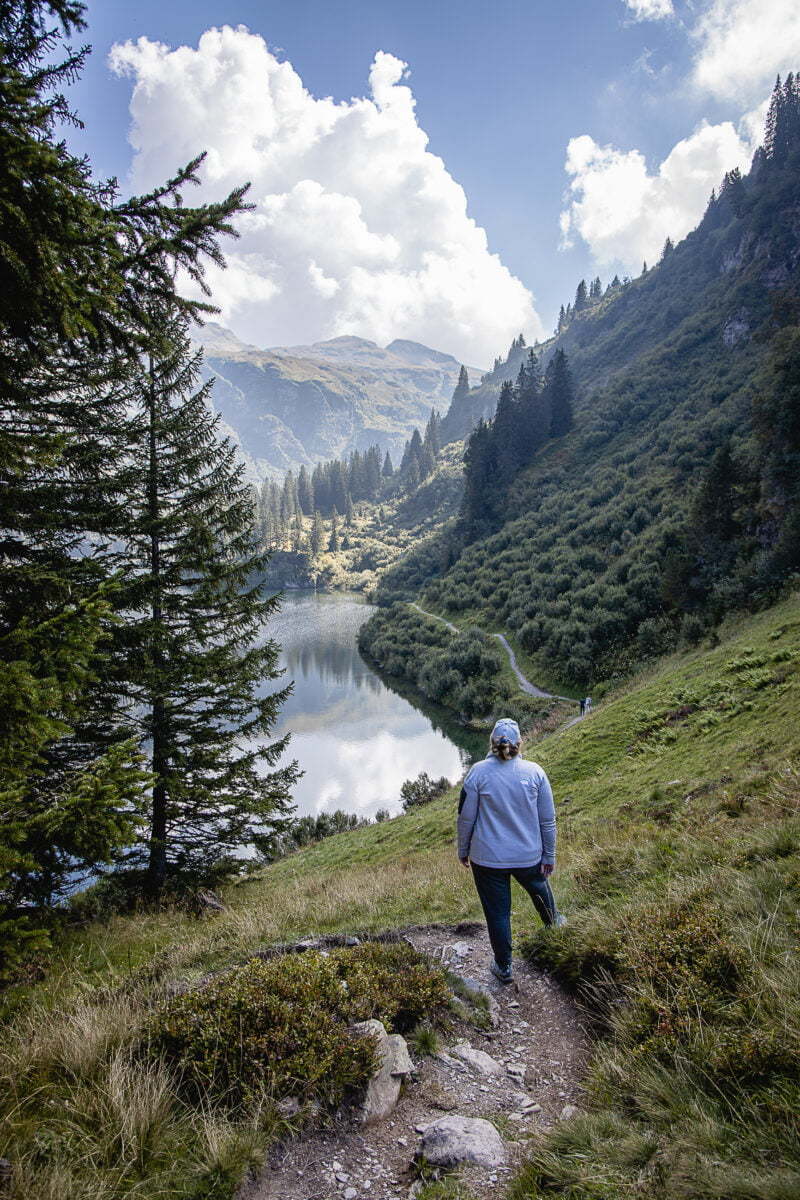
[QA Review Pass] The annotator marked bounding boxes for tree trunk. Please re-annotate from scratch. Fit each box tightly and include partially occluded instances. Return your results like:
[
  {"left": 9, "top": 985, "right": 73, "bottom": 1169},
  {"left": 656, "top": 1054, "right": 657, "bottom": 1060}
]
[{"left": 145, "top": 359, "right": 168, "bottom": 895}]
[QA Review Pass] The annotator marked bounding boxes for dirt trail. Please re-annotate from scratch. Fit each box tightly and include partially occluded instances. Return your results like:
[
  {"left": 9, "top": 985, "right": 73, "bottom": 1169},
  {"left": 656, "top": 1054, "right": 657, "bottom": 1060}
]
[
  {"left": 407, "top": 603, "right": 579, "bottom": 707},
  {"left": 240, "top": 921, "right": 590, "bottom": 1200}
]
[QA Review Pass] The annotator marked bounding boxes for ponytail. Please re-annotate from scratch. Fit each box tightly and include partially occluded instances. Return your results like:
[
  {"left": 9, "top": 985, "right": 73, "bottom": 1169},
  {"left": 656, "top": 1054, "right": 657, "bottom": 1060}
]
[{"left": 490, "top": 737, "right": 520, "bottom": 760}]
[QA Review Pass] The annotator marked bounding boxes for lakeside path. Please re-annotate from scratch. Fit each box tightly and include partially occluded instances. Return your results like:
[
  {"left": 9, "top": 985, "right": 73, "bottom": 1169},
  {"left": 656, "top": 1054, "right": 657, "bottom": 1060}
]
[{"left": 407, "top": 602, "right": 578, "bottom": 705}]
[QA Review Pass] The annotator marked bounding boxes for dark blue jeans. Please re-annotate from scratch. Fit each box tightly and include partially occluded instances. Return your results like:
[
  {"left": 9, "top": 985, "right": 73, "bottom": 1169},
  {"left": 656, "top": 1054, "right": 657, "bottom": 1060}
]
[{"left": 471, "top": 861, "right": 559, "bottom": 971}]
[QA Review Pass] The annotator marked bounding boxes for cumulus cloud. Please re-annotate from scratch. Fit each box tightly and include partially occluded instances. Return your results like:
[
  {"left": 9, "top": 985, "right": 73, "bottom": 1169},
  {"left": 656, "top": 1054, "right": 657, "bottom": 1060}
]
[
  {"left": 560, "top": 0, "right": 786, "bottom": 273},
  {"left": 560, "top": 115, "right": 758, "bottom": 271},
  {"left": 622, "top": 0, "right": 674, "bottom": 21},
  {"left": 692, "top": 0, "right": 800, "bottom": 102},
  {"left": 109, "top": 27, "right": 539, "bottom": 363}
]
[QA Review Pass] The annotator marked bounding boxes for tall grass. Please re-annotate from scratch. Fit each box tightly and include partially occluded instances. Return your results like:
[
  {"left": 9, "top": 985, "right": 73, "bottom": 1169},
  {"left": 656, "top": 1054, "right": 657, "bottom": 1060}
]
[{"left": 1, "top": 594, "right": 799, "bottom": 1199}]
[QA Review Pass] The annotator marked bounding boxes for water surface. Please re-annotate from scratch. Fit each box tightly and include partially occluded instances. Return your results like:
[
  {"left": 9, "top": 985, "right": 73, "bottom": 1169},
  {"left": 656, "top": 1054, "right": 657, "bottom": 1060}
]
[{"left": 265, "top": 591, "right": 483, "bottom": 819}]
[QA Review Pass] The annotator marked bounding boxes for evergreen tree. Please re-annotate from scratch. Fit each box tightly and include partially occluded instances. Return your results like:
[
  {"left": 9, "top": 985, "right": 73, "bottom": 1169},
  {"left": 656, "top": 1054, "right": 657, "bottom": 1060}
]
[
  {"left": 589, "top": 276, "right": 602, "bottom": 300},
  {"left": 545, "top": 349, "right": 575, "bottom": 438},
  {"left": 0, "top": 0, "right": 256, "bottom": 940},
  {"left": 557, "top": 304, "right": 566, "bottom": 333},
  {"left": 424, "top": 409, "right": 441, "bottom": 457},
  {"left": 461, "top": 419, "right": 499, "bottom": 539},
  {"left": 365, "top": 445, "right": 382, "bottom": 497},
  {"left": 297, "top": 465, "right": 314, "bottom": 515},
  {"left": 574, "top": 279, "right": 589, "bottom": 311},
  {"left": 420, "top": 443, "right": 436, "bottom": 479},
  {"left": 329, "top": 506, "right": 339, "bottom": 552},
  {"left": 516, "top": 348, "right": 545, "bottom": 463},
  {"left": 661, "top": 236, "right": 674, "bottom": 260},
  {"left": 310, "top": 510, "right": 324, "bottom": 557},
  {"left": 345, "top": 492, "right": 354, "bottom": 526},
  {"left": 109, "top": 315, "right": 298, "bottom": 892},
  {"left": 763, "top": 73, "right": 800, "bottom": 165},
  {"left": 451, "top": 365, "right": 470, "bottom": 403},
  {"left": 291, "top": 511, "right": 304, "bottom": 552},
  {"left": 382, "top": 450, "right": 394, "bottom": 477}
]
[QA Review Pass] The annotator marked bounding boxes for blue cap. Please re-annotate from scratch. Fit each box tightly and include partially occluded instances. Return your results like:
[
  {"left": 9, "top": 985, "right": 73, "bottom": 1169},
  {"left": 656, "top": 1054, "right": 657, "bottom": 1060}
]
[{"left": 491, "top": 718, "right": 521, "bottom": 743}]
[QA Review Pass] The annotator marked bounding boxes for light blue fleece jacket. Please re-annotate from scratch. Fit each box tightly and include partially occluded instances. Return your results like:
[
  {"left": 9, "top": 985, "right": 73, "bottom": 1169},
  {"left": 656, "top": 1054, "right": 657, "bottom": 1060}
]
[{"left": 457, "top": 753, "right": 556, "bottom": 868}]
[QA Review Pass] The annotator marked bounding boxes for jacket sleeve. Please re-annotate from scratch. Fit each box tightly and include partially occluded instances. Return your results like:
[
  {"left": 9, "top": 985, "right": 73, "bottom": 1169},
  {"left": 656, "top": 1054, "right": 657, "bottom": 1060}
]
[
  {"left": 456, "top": 769, "right": 480, "bottom": 860},
  {"left": 537, "top": 769, "right": 557, "bottom": 865}
]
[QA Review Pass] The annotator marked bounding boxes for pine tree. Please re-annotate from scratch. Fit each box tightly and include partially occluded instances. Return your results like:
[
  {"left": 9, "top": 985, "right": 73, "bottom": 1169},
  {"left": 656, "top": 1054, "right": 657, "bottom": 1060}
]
[
  {"left": 382, "top": 450, "right": 394, "bottom": 477},
  {"left": 108, "top": 315, "right": 298, "bottom": 892},
  {"left": 661, "top": 236, "right": 674, "bottom": 260},
  {"left": 297, "top": 465, "right": 314, "bottom": 514},
  {"left": 420, "top": 443, "right": 436, "bottom": 479},
  {"left": 329, "top": 506, "right": 339, "bottom": 552},
  {"left": 310, "top": 510, "right": 324, "bottom": 556},
  {"left": 405, "top": 428, "right": 425, "bottom": 480},
  {"left": 345, "top": 492, "right": 354, "bottom": 526},
  {"left": 0, "top": 0, "right": 255, "bottom": 937},
  {"left": 291, "top": 511, "right": 304, "bottom": 552},
  {"left": 546, "top": 349, "right": 575, "bottom": 438},
  {"left": 451, "top": 365, "right": 470, "bottom": 403},
  {"left": 574, "top": 279, "right": 589, "bottom": 311},
  {"left": 424, "top": 409, "right": 441, "bottom": 457},
  {"left": 557, "top": 304, "right": 566, "bottom": 333}
]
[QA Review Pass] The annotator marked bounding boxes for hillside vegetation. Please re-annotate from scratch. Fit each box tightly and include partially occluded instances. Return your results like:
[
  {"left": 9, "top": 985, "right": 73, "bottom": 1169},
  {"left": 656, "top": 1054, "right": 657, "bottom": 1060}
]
[
  {"left": 3, "top": 594, "right": 799, "bottom": 1199},
  {"left": 374, "top": 85, "right": 800, "bottom": 691}
]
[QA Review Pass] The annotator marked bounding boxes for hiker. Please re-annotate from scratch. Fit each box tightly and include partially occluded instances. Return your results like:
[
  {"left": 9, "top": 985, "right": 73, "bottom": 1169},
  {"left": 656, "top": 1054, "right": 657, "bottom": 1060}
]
[
  {"left": 457, "top": 717, "right": 564, "bottom": 984},
  {"left": 585, "top": 696, "right": 592, "bottom": 713},
  {"left": 579, "top": 697, "right": 586, "bottom": 716}
]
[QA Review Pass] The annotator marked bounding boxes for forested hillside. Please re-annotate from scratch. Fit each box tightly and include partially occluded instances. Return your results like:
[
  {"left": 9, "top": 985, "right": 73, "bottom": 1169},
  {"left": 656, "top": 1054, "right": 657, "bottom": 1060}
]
[{"left": 374, "top": 76, "right": 800, "bottom": 689}]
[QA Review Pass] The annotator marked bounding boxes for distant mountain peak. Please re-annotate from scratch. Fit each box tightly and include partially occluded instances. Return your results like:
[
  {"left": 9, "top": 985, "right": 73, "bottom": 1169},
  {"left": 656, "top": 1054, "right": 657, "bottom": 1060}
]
[
  {"left": 385, "top": 339, "right": 458, "bottom": 366},
  {"left": 312, "top": 335, "right": 379, "bottom": 350}
]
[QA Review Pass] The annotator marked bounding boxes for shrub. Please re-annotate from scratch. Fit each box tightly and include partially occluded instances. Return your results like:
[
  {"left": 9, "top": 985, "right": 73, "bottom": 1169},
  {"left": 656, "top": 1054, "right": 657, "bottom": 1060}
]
[
  {"left": 400, "top": 772, "right": 451, "bottom": 810},
  {"left": 152, "top": 942, "right": 450, "bottom": 1107}
]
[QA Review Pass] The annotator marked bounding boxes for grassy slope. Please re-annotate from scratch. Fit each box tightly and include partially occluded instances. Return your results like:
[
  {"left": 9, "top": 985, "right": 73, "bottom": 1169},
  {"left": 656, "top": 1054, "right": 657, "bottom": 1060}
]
[{"left": 2, "top": 594, "right": 799, "bottom": 1198}]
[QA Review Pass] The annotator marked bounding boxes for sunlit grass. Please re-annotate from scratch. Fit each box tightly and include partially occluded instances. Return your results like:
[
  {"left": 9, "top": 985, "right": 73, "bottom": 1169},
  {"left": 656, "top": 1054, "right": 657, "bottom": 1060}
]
[{"left": 2, "top": 593, "right": 799, "bottom": 1198}]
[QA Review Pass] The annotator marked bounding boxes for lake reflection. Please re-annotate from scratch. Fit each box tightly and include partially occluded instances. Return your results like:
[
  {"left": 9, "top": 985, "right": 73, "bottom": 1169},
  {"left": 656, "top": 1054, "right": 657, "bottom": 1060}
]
[{"left": 264, "top": 591, "right": 483, "bottom": 819}]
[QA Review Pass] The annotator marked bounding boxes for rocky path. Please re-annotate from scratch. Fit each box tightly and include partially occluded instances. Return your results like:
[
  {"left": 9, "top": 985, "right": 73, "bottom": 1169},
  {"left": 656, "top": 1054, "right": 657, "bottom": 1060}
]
[
  {"left": 407, "top": 603, "right": 578, "bottom": 707},
  {"left": 240, "top": 921, "right": 590, "bottom": 1200}
]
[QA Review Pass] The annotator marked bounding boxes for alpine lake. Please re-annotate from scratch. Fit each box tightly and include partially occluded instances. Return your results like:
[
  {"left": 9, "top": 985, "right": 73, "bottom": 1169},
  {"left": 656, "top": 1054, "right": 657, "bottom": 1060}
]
[{"left": 263, "top": 590, "right": 485, "bottom": 820}]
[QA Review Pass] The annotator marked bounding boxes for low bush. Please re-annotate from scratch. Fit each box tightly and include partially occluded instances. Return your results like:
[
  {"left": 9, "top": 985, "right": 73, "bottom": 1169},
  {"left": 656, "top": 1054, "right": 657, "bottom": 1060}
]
[
  {"left": 401, "top": 773, "right": 452, "bottom": 810},
  {"left": 152, "top": 942, "right": 451, "bottom": 1108}
]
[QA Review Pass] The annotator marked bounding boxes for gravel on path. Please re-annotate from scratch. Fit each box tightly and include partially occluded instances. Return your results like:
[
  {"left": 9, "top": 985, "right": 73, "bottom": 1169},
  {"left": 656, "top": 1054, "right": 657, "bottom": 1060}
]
[{"left": 239, "top": 921, "right": 590, "bottom": 1200}]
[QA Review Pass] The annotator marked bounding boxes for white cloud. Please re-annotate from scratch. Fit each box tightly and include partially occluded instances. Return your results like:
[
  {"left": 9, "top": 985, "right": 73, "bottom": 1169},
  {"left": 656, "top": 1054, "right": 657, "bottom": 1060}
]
[
  {"left": 560, "top": 114, "right": 759, "bottom": 271},
  {"left": 622, "top": 0, "right": 674, "bottom": 21},
  {"left": 692, "top": 0, "right": 800, "bottom": 102},
  {"left": 109, "top": 26, "right": 539, "bottom": 363}
]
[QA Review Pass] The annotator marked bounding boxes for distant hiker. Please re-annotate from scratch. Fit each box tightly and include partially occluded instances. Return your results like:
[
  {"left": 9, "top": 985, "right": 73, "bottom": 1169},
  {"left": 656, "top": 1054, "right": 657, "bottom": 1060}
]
[
  {"left": 579, "top": 697, "right": 586, "bottom": 716},
  {"left": 585, "top": 696, "right": 593, "bottom": 713},
  {"left": 457, "top": 717, "right": 564, "bottom": 985}
]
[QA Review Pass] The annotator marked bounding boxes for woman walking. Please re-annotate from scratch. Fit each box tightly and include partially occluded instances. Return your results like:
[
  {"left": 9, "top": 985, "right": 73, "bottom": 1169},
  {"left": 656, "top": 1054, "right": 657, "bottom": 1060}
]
[{"left": 457, "top": 717, "right": 564, "bottom": 983}]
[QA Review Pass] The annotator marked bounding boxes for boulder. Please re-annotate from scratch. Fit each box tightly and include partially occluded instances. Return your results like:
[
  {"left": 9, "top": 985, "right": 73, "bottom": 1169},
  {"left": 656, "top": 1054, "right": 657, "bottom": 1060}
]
[
  {"left": 450, "top": 1042, "right": 503, "bottom": 1075},
  {"left": 352, "top": 1019, "right": 415, "bottom": 1124},
  {"left": 418, "top": 1116, "right": 506, "bottom": 1168}
]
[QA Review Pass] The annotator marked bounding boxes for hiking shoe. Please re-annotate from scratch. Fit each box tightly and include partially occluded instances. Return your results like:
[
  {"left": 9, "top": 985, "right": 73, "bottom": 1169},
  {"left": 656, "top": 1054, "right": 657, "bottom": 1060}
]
[
  {"left": 490, "top": 959, "right": 513, "bottom": 984},
  {"left": 553, "top": 913, "right": 568, "bottom": 927}
]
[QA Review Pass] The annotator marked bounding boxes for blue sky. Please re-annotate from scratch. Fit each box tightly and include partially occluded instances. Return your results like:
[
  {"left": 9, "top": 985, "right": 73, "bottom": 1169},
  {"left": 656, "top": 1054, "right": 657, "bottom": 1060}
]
[{"left": 66, "top": 0, "right": 799, "bottom": 362}]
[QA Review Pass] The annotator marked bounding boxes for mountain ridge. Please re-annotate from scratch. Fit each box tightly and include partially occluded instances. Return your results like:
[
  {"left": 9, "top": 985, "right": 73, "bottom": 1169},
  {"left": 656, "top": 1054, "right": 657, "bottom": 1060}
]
[{"left": 192, "top": 322, "right": 484, "bottom": 480}]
